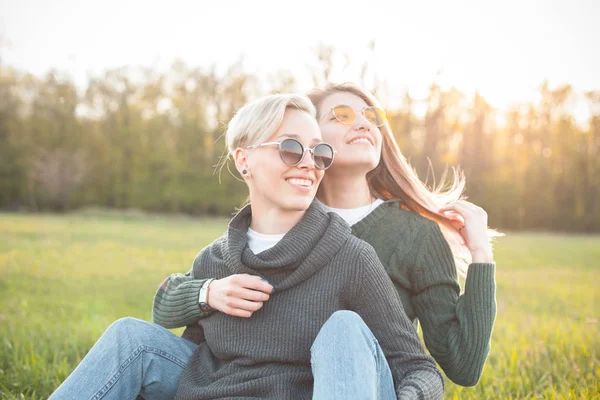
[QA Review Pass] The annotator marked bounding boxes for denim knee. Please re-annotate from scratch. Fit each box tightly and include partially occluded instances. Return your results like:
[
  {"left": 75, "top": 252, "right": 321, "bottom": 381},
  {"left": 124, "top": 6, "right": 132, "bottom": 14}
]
[
  {"left": 106, "top": 317, "right": 152, "bottom": 341},
  {"left": 312, "top": 311, "right": 372, "bottom": 351},
  {"left": 321, "top": 311, "right": 367, "bottom": 334}
]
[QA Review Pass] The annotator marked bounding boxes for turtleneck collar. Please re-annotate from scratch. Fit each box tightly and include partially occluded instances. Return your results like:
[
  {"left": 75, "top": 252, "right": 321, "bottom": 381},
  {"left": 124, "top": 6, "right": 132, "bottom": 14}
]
[{"left": 223, "top": 200, "right": 352, "bottom": 291}]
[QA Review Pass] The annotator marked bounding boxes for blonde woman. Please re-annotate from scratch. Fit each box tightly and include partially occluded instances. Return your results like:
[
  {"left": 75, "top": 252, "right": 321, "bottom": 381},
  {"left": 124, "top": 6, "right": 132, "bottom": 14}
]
[{"left": 50, "top": 93, "right": 444, "bottom": 400}]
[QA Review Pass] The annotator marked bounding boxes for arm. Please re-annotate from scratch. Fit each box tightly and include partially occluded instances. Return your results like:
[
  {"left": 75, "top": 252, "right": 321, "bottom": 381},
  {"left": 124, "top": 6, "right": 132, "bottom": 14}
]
[
  {"left": 152, "top": 250, "right": 274, "bottom": 328},
  {"left": 410, "top": 221, "right": 496, "bottom": 386},
  {"left": 152, "top": 252, "right": 214, "bottom": 329},
  {"left": 354, "top": 247, "right": 444, "bottom": 400}
]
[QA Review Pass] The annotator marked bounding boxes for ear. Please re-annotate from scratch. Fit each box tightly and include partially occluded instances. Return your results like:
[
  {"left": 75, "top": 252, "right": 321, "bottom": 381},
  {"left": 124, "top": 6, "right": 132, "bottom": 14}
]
[{"left": 233, "top": 148, "right": 250, "bottom": 178}]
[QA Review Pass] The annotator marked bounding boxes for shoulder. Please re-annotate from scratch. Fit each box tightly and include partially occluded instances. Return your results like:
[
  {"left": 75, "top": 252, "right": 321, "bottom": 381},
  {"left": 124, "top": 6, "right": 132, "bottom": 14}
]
[
  {"left": 192, "top": 234, "right": 228, "bottom": 267},
  {"left": 360, "top": 200, "right": 437, "bottom": 258},
  {"left": 343, "top": 234, "right": 377, "bottom": 254},
  {"left": 325, "top": 228, "right": 378, "bottom": 270},
  {"left": 336, "top": 235, "right": 384, "bottom": 276},
  {"left": 383, "top": 200, "right": 437, "bottom": 234}
]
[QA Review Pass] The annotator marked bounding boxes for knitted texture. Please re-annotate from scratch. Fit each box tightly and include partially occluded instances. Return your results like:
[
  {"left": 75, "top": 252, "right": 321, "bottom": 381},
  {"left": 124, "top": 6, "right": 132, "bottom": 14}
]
[
  {"left": 152, "top": 199, "right": 497, "bottom": 387},
  {"left": 173, "top": 201, "right": 444, "bottom": 400},
  {"left": 351, "top": 200, "right": 497, "bottom": 386}
]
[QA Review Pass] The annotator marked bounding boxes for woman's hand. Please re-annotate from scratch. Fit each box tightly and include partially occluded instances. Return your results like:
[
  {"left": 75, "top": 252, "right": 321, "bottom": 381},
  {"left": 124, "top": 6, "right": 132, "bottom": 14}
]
[
  {"left": 207, "top": 274, "right": 274, "bottom": 318},
  {"left": 438, "top": 200, "right": 494, "bottom": 263}
]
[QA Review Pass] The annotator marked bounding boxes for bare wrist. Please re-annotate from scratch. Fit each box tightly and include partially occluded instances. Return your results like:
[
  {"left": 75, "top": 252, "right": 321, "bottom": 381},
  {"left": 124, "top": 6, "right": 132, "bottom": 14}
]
[{"left": 471, "top": 246, "right": 494, "bottom": 263}]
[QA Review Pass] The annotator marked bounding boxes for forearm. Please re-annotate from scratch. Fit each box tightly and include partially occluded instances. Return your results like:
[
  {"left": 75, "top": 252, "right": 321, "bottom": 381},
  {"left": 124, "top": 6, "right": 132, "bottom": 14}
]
[
  {"left": 152, "top": 274, "right": 213, "bottom": 329},
  {"left": 411, "top": 221, "right": 497, "bottom": 386},
  {"left": 451, "top": 262, "right": 496, "bottom": 380},
  {"left": 416, "top": 262, "right": 496, "bottom": 386}
]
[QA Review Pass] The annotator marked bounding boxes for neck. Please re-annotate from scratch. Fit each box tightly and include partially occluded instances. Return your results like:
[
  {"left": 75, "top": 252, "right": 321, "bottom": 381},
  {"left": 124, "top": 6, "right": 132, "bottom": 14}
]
[
  {"left": 248, "top": 201, "right": 306, "bottom": 235},
  {"left": 317, "top": 168, "right": 374, "bottom": 208}
]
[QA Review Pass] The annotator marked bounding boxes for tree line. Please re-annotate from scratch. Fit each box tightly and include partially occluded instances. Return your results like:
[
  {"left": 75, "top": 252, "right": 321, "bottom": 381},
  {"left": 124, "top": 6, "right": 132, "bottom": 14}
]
[{"left": 1, "top": 54, "right": 598, "bottom": 232}]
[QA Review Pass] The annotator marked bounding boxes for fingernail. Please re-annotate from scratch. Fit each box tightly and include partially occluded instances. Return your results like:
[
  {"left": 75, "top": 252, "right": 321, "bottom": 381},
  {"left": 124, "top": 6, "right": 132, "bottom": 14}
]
[
  {"left": 260, "top": 278, "right": 269, "bottom": 283},
  {"left": 271, "top": 287, "right": 275, "bottom": 294}
]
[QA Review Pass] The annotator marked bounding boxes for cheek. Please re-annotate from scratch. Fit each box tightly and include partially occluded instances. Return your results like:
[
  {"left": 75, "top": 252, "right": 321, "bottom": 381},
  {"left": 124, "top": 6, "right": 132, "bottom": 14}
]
[
  {"left": 249, "top": 156, "right": 284, "bottom": 183},
  {"left": 315, "top": 170, "right": 325, "bottom": 184},
  {"left": 374, "top": 131, "right": 384, "bottom": 150},
  {"left": 319, "top": 126, "right": 344, "bottom": 145}
]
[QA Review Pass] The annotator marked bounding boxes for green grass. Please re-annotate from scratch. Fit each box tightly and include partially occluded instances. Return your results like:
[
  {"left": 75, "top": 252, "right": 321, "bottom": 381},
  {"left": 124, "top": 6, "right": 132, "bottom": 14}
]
[{"left": 0, "top": 212, "right": 598, "bottom": 399}]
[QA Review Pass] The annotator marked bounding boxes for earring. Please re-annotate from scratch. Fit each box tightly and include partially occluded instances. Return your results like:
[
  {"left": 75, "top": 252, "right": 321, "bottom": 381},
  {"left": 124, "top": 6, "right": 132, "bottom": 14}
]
[{"left": 242, "top": 169, "right": 247, "bottom": 175}]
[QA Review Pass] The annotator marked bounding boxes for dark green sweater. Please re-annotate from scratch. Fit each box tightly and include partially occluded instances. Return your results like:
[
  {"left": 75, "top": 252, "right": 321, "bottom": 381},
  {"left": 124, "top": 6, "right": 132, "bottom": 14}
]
[
  {"left": 350, "top": 200, "right": 496, "bottom": 386},
  {"left": 153, "top": 200, "right": 496, "bottom": 387},
  {"left": 170, "top": 201, "right": 443, "bottom": 400}
]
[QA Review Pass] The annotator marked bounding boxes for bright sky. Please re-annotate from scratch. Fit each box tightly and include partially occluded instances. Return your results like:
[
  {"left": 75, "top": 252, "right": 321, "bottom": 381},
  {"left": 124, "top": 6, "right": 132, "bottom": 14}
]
[{"left": 1, "top": 0, "right": 599, "bottom": 114}]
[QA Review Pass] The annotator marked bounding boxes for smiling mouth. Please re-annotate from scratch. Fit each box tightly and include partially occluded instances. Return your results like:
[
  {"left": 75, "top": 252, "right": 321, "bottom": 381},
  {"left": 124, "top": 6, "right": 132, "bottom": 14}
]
[
  {"left": 285, "top": 178, "right": 314, "bottom": 187},
  {"left": 348, "top": 138, "right": 373, "bottom": 146}
]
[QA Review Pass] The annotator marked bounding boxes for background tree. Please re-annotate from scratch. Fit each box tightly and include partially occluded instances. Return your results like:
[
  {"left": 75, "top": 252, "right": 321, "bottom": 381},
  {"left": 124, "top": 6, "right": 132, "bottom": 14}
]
[{"left": 0, "top": 48, "right": 597, "bottom": 232}]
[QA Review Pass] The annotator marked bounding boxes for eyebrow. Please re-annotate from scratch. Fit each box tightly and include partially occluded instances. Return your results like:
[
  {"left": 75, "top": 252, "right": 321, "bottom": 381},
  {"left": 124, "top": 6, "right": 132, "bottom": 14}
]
[{"left": 277, "top": 133, "right": 322, "bottom": 145}]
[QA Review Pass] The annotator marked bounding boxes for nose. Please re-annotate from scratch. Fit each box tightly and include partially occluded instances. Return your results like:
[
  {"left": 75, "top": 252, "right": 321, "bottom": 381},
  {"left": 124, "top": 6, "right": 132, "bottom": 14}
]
[
  {"left": 353, "top": 112, "right": 372, "bottom": 131},
  {"left": 297, "top": 149, "right": 316, "bottom": 170}
]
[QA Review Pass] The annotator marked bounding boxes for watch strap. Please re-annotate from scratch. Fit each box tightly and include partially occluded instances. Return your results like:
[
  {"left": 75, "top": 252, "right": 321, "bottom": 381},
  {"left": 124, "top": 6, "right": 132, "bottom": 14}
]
[{"left": 198, "top": 278, "right": 215, "bottom": 312}]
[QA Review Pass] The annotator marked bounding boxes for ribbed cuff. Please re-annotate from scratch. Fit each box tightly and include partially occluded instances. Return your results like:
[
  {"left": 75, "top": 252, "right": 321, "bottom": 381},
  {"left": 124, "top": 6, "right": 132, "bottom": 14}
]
[
  {"left": 153, "top": 278, "right": 208, "bottom": 328},
  {"left": 465, "top": 262, "right": 496, "bottom": 288}
]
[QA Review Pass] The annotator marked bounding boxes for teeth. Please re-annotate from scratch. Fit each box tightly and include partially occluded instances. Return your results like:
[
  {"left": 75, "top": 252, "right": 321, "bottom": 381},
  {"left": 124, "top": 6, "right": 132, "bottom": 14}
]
[
  {"left": 349, "top": 138, "right": 371, "bottom": 145},
  {"left": 286, "top": 178, "right": 313, "bottom": 187}
]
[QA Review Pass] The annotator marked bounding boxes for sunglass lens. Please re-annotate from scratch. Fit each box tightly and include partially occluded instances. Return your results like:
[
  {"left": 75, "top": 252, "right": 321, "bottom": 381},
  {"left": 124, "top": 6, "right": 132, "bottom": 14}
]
[
  {"left": 313, "top": 144, "right": 334, "bottom": 170},
  {"left": 364, "top": 107, "right": 386, "bottom": 126},
  {"left": 279, "top": 139, "right": 304, "bottom": 166},
  {"left": 332, "top": 105, "right": 356, "bottom": 124}
]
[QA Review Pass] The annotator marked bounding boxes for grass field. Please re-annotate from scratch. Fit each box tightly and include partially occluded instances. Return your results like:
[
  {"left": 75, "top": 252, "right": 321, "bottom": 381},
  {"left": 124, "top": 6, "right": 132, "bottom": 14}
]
[{"left": 0, "top": 210, "right": 598, "bottom": 399}]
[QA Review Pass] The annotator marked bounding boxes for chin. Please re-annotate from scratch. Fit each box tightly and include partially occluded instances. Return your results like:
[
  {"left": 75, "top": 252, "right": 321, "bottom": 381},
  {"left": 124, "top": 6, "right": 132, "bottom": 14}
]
[
  {"left": 336, "top": 155, "right": 380, "bottom": 170},
  {"left": 280, "top": 195, "right": 314, "bottom": 212}
]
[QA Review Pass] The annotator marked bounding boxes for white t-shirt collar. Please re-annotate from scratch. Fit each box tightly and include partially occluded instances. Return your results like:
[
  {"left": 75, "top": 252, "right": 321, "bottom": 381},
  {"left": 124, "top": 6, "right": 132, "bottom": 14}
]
[{"left": 317, "top": 198, "right": 384, "bottom": 226}]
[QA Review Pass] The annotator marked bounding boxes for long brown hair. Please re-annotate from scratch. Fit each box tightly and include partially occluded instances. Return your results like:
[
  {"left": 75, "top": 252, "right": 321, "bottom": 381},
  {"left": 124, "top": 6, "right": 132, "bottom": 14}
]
[{"left": 308, "top": 82, "right": 501, "bottom": 277}]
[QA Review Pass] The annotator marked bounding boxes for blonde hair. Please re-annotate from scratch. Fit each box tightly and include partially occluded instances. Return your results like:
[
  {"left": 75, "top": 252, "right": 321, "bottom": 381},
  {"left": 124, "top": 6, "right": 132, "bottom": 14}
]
[
  {"left": 217, "top": 93, "right": 316, "bottom": 181},
  {"left": 308, "top": 83, "right": 502, "bottom": 277},
  {"left": 224, "top": 93, "right": 316, "bottom": 155}
]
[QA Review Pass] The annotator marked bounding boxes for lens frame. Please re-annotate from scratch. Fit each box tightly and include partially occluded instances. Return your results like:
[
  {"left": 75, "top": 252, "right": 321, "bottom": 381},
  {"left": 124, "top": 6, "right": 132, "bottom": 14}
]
[
  {"left": 322, "top": 104, "right": 387, "bottom": 127},
  {"left": 310, "top": 141, "right": 336, "bottom": 170},
  {"left": 247, "top": 138, "right": 336, "bottom": 170}
]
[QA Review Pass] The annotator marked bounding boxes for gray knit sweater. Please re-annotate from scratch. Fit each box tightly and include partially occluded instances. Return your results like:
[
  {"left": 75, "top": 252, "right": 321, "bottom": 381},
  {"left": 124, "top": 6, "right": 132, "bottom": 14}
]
[
  {"left": 154, "top": 199, "right": 496, "bottom": 387},
  {"left": 171, "top": 201, "right": 443, "bottom": 400}
]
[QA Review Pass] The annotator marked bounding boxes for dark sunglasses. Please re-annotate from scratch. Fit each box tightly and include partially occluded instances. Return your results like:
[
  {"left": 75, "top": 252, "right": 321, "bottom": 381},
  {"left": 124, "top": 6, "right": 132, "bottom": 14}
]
[
  {"left": 247, "top": 138, "right": 336, "bottom": 170},
  {"left": 319, "top": 104, "right": 387, "bottom": 127}
]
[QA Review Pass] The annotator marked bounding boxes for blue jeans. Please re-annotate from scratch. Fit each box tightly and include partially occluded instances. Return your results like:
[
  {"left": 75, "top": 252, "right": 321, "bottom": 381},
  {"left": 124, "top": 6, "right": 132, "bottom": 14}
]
[
  {"left": 50, "top": 312, "right": 395, "bottom": 400},
  {"left": 49, "top": 317, "right": 197, "bottom": 400},
  {"left": 312, "top": 310, "right": 396, "bottom": 400}
]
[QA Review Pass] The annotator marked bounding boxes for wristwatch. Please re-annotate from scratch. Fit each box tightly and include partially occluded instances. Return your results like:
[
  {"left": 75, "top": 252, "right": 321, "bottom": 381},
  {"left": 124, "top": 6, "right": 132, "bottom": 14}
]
[{"left": 198, "top": 278, "right": 215, "bottom": 312}]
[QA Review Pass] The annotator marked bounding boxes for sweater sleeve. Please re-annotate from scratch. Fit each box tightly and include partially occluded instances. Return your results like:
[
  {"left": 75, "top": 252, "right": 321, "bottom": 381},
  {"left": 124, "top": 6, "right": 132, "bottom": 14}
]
[
  {"left": 354, "top": 246, "right": 445, "bottom": 400},
  {"left": 152, "top": 251, "right": 215, "bottom": 329},
  {"left": 410, "top": 221, "right": 497, "bottom": 386}
]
